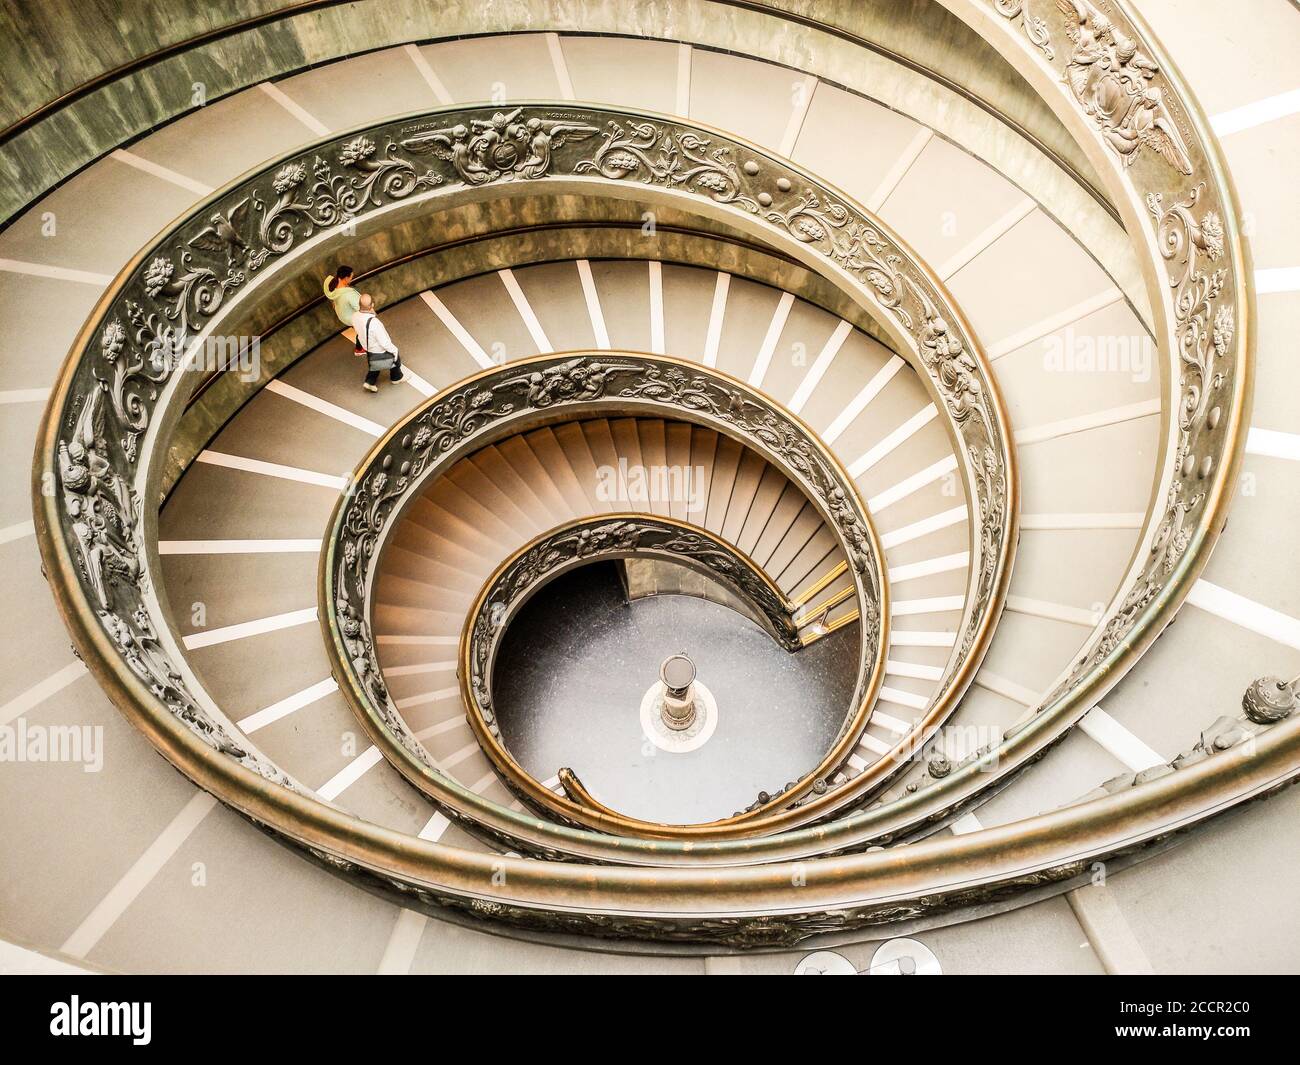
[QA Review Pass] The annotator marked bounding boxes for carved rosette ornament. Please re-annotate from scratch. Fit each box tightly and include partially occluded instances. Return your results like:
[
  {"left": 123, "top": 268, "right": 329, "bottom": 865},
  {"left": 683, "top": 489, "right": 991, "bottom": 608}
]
[{"left": 1243, "top": 677, "right": 1296, "bottom": 727}]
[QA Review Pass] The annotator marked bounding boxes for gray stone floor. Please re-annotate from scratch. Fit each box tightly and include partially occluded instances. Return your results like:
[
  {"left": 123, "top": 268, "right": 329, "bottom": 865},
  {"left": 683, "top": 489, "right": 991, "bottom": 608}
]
[{"left": 491, "top": 563, "right": 860, "bottom": 824}]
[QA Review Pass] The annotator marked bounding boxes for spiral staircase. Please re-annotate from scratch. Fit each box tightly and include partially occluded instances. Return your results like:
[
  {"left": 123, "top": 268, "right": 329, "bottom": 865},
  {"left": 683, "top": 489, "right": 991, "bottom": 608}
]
[{"left": 1, "top": 0, "right": 1297, "bottom": 974}]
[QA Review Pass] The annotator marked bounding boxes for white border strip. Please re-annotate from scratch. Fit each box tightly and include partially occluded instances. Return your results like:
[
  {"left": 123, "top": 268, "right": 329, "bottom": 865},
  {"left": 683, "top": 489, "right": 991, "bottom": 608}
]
[
  {"left": 237, "top": 677, "right": 338, "bottom": 733},
  {"left": 848, "top": 404, "right": 938, "bottom": 478},
  {"left": 1211, "top": 88, "right": 1300, "bottom": 137},
  {"left": 779, "top": 75, "right": 818, "bottom": 156},
  {"left": 648, "top": 261, "right": 665, "bottom": 355},
  {"left": 974, "top": 670, "right": 1040, "bottom": 708},
  {"left": 0, "top": 388, "right": 50, "bottom": 404},
  {"left": 891, "top": 595, "right": 964, "bottom": 616},
  {"left": 576, "top": 260, "right": 611, "bottom": 349},
  {"left": 787, "top": 319, "right": 851, "bottom": 414},
  {"left": 61, "top": 792, "right": 217, "bottom": 959},
  {"left": 702, "top": 271, "right": 730, "bottom": 367},
  {"left": 886, "top": 659, "right": 943, "bottom": 682},
  {"left": 0, "top": 258, "right": 112, "bottom": 286},
  {"left": 889, "top": 630, "right": 956, "bottom": 648},
  {"left": 0, "top": 661, "right": 88, "bottom": 728},
  {"left": 258, "top": 81, "right": 329, "bottom": 135},
  {"left": 499, "top": 268, "right": 553, "bottom": 353},
  {"left": 821, "top": 355, "right": 903, "bottom": 445},
  {"left": 889, "top": 551, "right": 968, "bottom": 584},
  {"left": 403, "top": 368, "right": 437, "bottom": 398},
  {"left": 0, "top": 520, "right": 35, "bottom": 546},
  {"left": 1256, "top": 267, "right": 1300, "bottom": 294},
  {"left": 986, "top": 287, "right": 1125, "bottom": 360},
  {"left": 182, "top": 606, "right": 318, "bottom": 650},
  {"left": 1247, "top": 427, "right": 1300, "bottom": 461},
  {"left": 377, "top": 909, "right": 429, "bottom": 975},
  {"left": 1188, "top": 580, "right": 1300, "bottom": 651},
  {"left": 110, "top": 149, "right": 213, "bottom": 196},
  {"left": 266, "top": 380, "right": 385, "bottom": 436},
  {"left": 403, "top": 43, "right": 453, "bottom": 104},
  {"left": 748, "top": 291, "right": 794, "bottom": 386},
  {"left": 880, "top": 505, "right": 966, "bottom": 550},
  {"left": 867, "top": 455, "right": 958, "bottom": 514},
  {"left": 419, "top": 290, "right": 493, "bottom": 368},
  {"left": 675, "top": 44, "right": 692, "bottom": 117},
  {"left": 1079, "top": 706, "right": 1165, "bottom": 773},
  {"left": 878, "top": 685, "right": 929, "bottom": 710},
  {"left": 866, "top": 127, "right": 932, "bottom": 212},
  {"left": 545, "top": 32, "right": 576, "bottom": 100},
  {"left": 1014, "top": 399, "right": 1160, "bottom": 446},
  {"left": 158, "top": 538, "right": 320, "bottom": 554},
  {"left": 195, "top": 450, "right": 347, "bottom": 489},
  {"left": 1006, "top": 595, "right": 1098, "bottom": 628},
  {"left": 317, "top": 746, "right": 384, "bottom": 801},
  {"left": 938, "top": 198, "right": 1036, "bottom": 280}
]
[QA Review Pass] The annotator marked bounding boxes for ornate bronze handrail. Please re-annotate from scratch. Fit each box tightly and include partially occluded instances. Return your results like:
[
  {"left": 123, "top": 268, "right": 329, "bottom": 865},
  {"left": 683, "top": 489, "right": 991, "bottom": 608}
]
[
  {"left": 32, "top": 99, "right": 1013, "bottom": 867},
  {"left": 29, "top": 0, "right": 1258, "bottom": 941},
  {"left": 323, "top": 352, "right": 889, "bottom": 840},
  {"left": 458, "top": 513, "right": 826, "bottom": 825}
]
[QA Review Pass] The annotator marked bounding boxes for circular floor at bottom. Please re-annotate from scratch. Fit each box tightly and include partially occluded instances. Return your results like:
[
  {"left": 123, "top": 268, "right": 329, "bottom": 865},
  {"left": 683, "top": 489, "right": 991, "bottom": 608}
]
[{"left": 491, "top": 563, "right": 860, "bottom": 824}]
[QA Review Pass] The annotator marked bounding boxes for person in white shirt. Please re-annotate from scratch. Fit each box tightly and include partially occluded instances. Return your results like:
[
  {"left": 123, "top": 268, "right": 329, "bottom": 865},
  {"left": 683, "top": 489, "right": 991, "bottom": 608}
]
[{"left": 352, "top": 294, "right": 405, "bottom": 392}]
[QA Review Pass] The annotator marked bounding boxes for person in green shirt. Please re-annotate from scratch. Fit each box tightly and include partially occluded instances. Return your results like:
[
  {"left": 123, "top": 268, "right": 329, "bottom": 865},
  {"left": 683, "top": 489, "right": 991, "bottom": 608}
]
[{"left": 323, "top": 265, "right": 361, "bottom": 347}]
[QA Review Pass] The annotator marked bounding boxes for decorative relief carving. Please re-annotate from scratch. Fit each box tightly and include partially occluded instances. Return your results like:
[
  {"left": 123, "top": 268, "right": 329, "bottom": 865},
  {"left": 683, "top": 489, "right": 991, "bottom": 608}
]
[
  {"left": 328, "top": 356, "right": 886, "bottom": 810},
  {"left": 1067, "top": 182, "right": 1232, "bottom": 673},
  {"left": 401, "top": 109, "right": 597, "bottom": 185},
  {"left": 1056, "top": 0, "right": 1193, "bottom": 174},
  {"left": 41, "top": 64, "right": 1247, "bottom": 937},
  {"left": 576, "top": 120, "right": 759, "bottom": 210},
  {"left": 994, "top": 0, "right": 1055, "bottom": 59}
]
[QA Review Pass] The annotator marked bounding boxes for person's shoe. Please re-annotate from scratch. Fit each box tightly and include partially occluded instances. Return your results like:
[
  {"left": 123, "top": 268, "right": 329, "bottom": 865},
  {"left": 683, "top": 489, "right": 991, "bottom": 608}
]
[{"left": 362, "top": 382, "right": 378, "bottom": 393}]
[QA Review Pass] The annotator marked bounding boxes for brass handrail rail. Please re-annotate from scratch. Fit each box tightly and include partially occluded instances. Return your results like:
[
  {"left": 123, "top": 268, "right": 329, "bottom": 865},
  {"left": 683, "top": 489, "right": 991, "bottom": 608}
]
[
  {"left": 457, "top": 512, "right": 836, "bottom": 828},
  {"left": 29, "top": 0, "right": 1259, "bottom": 940},
  {"left": 322, "top": 352, "right": 890, "bottom": 841}
]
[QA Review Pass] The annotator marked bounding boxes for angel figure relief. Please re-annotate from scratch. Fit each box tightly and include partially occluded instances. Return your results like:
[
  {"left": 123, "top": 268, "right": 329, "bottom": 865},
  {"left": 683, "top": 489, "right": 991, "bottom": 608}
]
[
  {"left": 1056, "top": 0, "right": 1193, "bottom": 174},
  {"left": 58, "top": 386, "right": 142, "bottom": 611},
  {"left": 400, "top": 107, "right": 598, "bottom": 185}
]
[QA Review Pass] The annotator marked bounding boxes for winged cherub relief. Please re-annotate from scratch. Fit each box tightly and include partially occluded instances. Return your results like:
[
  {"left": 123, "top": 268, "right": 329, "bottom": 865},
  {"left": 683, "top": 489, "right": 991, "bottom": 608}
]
[
  {"left": 400, "top": 108, "right": 598, "bottom": 184},
  {"left": 1056, "top": 0, "right": 1193, "bottom": 174}
]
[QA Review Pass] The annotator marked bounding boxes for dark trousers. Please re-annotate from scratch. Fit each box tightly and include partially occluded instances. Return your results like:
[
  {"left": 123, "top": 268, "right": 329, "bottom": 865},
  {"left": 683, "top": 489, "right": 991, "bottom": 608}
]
[{"left": 364, "top": 354, "right": 403, "bottom": 386}]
